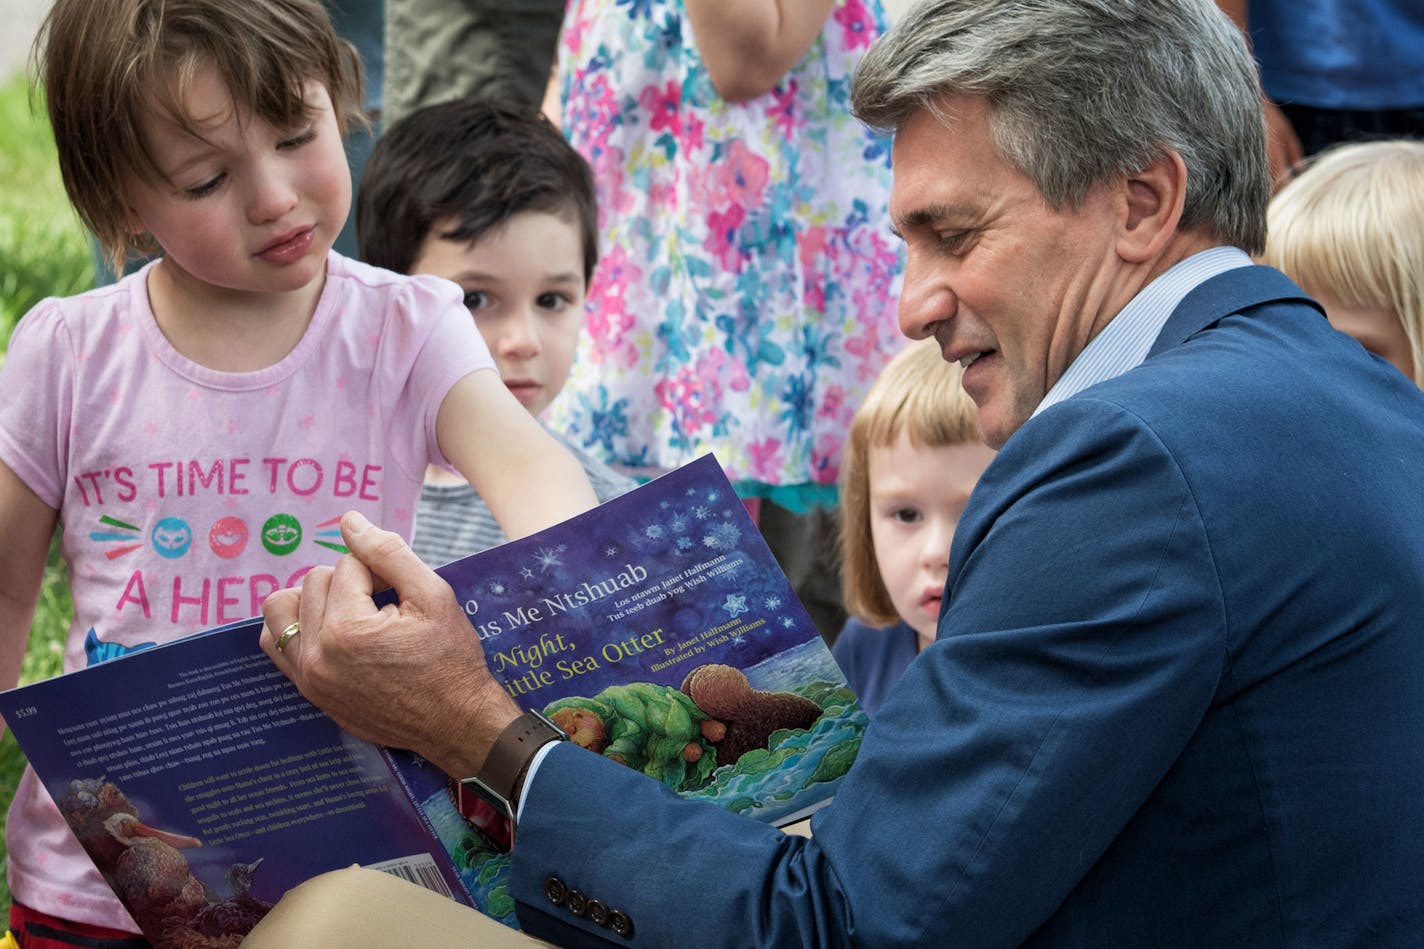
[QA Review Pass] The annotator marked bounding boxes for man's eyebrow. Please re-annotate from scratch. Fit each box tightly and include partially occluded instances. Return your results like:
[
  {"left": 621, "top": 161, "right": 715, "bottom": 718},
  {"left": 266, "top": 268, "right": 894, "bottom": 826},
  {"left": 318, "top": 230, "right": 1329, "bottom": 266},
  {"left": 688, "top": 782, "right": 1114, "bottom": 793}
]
[{"left": 891, "top": 203, "right": 975, "bottom": 237}]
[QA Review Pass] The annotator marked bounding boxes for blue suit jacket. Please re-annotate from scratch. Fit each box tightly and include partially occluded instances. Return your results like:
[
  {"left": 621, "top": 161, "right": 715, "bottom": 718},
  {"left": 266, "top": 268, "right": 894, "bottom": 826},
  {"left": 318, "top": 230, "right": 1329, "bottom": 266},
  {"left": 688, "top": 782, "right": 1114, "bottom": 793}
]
[{"left": 510, "top": 266, "right": 1424, "bottom": 946}]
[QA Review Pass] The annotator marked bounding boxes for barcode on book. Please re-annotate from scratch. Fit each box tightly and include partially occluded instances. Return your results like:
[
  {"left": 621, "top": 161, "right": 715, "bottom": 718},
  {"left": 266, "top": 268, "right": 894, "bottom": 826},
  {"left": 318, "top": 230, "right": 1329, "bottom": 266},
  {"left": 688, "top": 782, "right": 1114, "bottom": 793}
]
[{"left": 366, "top": 854, "right": 455, "bottom": 898}]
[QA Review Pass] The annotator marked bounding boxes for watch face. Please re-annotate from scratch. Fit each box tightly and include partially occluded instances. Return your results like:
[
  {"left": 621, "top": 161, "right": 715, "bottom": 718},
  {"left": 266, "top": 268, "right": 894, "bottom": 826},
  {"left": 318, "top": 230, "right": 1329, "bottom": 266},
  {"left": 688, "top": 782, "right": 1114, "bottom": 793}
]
[{"left": 454, "top": 779, "right": 514, "bottom": 852}]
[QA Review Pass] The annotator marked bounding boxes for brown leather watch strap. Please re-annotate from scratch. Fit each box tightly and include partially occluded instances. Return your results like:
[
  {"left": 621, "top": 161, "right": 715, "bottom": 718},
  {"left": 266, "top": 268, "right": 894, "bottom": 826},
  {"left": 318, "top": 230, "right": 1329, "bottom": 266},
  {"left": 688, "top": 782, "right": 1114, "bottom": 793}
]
[{"left": 479, "top": 709, "right": 567, "bottom": 805}]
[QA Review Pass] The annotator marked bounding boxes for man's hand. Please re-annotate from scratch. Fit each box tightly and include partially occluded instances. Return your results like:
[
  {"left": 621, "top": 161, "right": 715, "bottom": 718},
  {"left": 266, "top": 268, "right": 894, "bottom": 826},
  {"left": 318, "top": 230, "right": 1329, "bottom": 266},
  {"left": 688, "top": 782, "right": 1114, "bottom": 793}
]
[{"left": 260, "top": 511, "right": 521, "bottom": 779}]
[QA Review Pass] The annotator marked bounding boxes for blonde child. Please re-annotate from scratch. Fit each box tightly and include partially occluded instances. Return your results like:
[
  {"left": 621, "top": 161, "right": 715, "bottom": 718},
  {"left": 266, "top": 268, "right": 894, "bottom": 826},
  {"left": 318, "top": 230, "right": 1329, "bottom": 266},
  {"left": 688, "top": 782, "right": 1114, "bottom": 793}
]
[
  {"left": 355, "top": 97, "right": 635, "bottom": 564},
  {"left": 0, "top": 0, "right": 596, "bottom": 941},
  {"left": 834, "top": 339, "right": 996, "bottom": 715},
  {"left": 1261, "top": 139, "right": 1424, "bottom": 387}
]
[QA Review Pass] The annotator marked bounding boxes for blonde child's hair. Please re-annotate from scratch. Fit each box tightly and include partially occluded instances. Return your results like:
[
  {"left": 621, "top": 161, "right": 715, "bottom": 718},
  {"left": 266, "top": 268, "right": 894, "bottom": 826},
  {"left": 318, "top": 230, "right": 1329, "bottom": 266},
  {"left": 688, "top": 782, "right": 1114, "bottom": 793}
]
[
  {"left": 1261, "top": 139, "right": 1424, "bottom": 388},
  {"left": 38, "top": 0, "right": 366, "bottom": 276},
  {"left": 839, "top": 339, "right": 981, "bottom": 627}
]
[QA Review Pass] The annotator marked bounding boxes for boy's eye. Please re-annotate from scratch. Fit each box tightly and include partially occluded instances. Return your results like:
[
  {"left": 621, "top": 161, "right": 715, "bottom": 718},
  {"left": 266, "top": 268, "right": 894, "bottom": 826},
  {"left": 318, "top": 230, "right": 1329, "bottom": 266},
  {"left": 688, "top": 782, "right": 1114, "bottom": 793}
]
[
  {"left": 462, "top": 290, "right": 492, "bottom": 311},
  {"left": 537, "top": 292, "right": 573, "bottom": 312},
  {"left": 279, "top": 128, "right": 317, "bottom": 149}
]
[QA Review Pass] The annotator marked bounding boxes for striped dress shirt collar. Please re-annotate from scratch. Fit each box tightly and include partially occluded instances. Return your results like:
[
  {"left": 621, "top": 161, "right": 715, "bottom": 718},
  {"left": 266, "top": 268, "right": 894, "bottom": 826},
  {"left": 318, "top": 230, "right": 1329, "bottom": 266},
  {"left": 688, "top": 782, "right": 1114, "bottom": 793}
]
[{"left": 1033, "top": 246, "right": 1253, "bottom": 418}]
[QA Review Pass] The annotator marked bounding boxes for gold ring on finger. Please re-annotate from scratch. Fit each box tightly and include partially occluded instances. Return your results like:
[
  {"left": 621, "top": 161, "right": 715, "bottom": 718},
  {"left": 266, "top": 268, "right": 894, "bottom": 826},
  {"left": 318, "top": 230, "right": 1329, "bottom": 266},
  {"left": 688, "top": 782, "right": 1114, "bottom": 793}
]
[{"left": 275, "top": 621, "right": 301, "bottom": 652}]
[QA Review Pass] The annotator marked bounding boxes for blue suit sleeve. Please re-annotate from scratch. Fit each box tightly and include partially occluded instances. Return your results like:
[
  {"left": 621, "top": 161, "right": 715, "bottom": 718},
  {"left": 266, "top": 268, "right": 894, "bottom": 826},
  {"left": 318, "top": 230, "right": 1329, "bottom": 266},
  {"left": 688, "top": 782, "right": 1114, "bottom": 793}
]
[{"left": 508, "top": 398, "right": 1229, "bottom": 947}]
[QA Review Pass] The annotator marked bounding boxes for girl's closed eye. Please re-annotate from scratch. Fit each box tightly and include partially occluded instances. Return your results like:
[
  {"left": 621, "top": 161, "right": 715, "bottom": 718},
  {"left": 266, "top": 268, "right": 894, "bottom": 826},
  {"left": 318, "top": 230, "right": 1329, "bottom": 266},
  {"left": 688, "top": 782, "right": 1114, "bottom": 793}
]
[
  {"left": 279, "top": 127, "right": 317, "bottom": 150},
  {"left": 182, "top": 173, "right": 226, "bottom": 200}
]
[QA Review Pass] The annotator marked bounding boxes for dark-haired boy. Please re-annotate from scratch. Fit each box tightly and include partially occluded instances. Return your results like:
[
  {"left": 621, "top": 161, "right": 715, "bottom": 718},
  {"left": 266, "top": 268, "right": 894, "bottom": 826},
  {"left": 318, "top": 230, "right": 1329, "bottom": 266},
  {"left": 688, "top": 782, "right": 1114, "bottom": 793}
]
[{"left": 358, "top": 98, "right": 634, "bottom": 563}]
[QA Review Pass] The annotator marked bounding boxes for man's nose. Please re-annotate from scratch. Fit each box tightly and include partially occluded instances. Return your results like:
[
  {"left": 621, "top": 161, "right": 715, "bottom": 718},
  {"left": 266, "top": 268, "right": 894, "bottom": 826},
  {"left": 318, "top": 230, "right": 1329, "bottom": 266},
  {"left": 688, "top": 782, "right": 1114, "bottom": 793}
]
[{"left": 898, "top": 256, "right": 957, "bottom": 340}]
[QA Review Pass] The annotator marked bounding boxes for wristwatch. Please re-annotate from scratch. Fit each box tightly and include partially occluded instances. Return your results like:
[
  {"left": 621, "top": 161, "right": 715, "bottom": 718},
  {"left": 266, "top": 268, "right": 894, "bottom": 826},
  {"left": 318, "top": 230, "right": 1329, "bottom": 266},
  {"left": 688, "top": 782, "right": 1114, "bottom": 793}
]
[{"left": 455, "top": 708, "right": 568, "bottom": 852}]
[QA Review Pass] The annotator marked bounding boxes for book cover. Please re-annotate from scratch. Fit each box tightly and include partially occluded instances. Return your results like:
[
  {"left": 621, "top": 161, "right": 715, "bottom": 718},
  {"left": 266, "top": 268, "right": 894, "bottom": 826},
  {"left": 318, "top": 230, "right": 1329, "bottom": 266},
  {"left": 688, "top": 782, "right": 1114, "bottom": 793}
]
[{"left": 0, "top": 454, "right": 866, "bottom": 944}]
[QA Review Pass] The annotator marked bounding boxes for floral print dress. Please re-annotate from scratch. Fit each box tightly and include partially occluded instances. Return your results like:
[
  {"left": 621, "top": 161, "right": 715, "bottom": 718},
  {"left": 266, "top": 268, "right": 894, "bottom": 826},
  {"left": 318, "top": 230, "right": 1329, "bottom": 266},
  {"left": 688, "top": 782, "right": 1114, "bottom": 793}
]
[{"left": 546, "top": 0, "right": 905, "bottom": 505}]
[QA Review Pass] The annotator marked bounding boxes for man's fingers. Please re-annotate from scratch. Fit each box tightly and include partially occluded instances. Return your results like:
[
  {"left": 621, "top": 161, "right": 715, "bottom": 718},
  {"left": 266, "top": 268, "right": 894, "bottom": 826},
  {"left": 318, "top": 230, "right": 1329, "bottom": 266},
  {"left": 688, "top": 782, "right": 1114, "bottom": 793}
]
[
  {"left": 294, "top": 564, "right": 334, "bottom": 657},
  {"left": 337, "top": 510, "right": 444, "bottom": 606},
  {"left": 260, "top": 586, "right": 301, "bottom": 663}
]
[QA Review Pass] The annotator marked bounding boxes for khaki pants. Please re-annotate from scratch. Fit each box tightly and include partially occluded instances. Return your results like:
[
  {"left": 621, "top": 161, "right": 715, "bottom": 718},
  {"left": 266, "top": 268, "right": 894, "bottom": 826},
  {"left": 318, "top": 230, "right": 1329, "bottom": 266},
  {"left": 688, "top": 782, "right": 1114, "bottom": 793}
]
[{"left": 241, "top": 865, "right": 555, "bottom": 948}]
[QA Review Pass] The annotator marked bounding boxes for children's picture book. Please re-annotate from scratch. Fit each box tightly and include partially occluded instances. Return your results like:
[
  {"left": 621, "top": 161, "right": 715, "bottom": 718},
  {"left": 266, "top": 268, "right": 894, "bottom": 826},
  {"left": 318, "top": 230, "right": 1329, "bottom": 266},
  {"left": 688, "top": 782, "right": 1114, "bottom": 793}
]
[{"left": 0, "top": 454, "right": 866, "bottom": 946}]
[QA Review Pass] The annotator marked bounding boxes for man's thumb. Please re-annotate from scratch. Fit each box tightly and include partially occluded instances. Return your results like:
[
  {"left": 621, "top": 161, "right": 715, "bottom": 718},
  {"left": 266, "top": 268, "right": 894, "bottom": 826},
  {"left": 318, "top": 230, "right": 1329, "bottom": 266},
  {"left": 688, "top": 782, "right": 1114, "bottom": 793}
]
[
  {"left": 342, "top": 510, "right": 376, "bottom": 540},
  {"left": 339, "top": 510, "right": 422, "bottom": 595}
]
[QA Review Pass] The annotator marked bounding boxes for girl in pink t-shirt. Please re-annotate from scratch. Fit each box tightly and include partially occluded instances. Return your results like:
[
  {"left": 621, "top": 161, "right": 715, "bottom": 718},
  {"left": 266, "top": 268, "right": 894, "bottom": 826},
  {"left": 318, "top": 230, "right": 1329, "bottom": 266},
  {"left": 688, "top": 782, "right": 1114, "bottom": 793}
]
[{"left": 0, "top": 0, "right": 596, "bottom": 940}]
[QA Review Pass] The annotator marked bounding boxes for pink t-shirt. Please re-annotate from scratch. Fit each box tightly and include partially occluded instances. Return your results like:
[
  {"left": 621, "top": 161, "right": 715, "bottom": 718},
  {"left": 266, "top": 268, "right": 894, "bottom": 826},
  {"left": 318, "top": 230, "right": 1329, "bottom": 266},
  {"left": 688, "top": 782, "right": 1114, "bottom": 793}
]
[{"left": 0, "top": 251, "right": 492, "bottom": 929}]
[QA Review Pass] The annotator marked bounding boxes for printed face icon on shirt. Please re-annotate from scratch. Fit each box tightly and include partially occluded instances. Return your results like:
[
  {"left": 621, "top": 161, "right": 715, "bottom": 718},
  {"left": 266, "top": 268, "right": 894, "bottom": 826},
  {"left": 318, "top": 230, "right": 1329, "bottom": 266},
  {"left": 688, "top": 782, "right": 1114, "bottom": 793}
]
[
  {"left": 868, "top": 432, "right": 996, "bottom": 649},
  {"left": 150, "top": 517, "right": 193, "bottom": 558},
  {"left": 890, "top": 95, "right": 1125, "bottom": 448},
  {"left": 121, "top": 66, "right": 351, "bottom": 297},
  {"left": 411, "top": 211, "right": 586, "bottom": 418},
  {"left": 209, "top": 516, "right": 250, "bottom": 559}
]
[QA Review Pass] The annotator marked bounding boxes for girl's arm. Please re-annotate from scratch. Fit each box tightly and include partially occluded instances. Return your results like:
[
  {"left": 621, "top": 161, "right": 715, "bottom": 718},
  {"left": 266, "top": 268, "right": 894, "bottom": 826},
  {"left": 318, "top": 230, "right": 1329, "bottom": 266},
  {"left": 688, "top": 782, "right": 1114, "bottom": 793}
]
[
  {"left": 0, "top": 460, "right": 61, "bottom": 706},
  {"left": 684, "top": 0, "right": 837, "bottom": 102},
  {"left": 436, "top": 370, "right": 598, "bottom": 540}
]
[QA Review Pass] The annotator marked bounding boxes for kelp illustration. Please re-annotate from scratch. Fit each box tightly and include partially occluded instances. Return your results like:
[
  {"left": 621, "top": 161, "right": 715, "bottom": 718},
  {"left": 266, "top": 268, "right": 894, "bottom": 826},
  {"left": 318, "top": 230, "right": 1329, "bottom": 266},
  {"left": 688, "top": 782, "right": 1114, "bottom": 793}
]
[{"left": 544, "top": 663, "right": 824, "bottom": 791}]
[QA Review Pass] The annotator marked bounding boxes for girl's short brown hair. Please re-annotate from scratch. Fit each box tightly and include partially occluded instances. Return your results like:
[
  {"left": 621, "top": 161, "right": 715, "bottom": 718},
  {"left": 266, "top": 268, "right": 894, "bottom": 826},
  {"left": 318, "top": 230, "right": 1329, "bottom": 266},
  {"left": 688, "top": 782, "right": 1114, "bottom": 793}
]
[
  {"left": 838, "top": 339, "right": 982, "bottom": 626},
  {"left": 38, "top": 0, "right": 365, "bottom": 274}
]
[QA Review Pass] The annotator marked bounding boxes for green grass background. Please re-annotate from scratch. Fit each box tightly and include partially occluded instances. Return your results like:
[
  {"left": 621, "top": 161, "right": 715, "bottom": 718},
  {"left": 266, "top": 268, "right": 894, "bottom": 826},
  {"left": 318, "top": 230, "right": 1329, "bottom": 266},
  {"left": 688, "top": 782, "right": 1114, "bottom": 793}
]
[{"left": 0, "top": 69, "right": 91, "bottom": 919}]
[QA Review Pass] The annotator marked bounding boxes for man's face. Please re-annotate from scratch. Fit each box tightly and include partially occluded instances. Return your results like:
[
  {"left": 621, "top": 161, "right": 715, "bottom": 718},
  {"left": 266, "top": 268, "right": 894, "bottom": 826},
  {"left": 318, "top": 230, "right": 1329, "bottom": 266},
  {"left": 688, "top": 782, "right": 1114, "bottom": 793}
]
[{"left": 891, "top": 95, "right": 1125, "bottom": 448}]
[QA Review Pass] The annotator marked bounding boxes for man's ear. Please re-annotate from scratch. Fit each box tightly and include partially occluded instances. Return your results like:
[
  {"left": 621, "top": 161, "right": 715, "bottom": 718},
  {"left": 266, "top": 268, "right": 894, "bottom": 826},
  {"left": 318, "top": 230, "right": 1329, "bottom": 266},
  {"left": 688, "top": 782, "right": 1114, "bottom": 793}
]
[{"left": 1116, "top": 149, "right": 1188, "bottom": 263}]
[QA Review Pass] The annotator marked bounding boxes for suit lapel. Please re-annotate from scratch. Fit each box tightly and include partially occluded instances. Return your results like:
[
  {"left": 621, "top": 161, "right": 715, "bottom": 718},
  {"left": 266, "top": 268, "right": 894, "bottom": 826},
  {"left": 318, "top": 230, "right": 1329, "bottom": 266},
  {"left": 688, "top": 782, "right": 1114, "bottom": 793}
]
[{"left": 1147, "top": 265, "right": 1323, "bottom": 359}]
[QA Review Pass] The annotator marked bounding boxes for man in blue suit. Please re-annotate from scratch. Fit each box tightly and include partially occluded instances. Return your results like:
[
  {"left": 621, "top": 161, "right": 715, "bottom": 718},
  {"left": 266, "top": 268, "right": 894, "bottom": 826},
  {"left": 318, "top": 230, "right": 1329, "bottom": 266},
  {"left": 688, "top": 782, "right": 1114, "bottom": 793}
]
[{"left": 254, "top": 0, "right": 1424, "bottom": 945}]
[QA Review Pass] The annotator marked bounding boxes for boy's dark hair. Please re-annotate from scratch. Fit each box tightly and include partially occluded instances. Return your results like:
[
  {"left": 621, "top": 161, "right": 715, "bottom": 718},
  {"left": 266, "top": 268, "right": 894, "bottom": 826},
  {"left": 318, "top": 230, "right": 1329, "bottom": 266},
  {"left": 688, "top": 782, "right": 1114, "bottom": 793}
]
[{"left": 358, "top": 98, "right": 599, "bottom": 282}]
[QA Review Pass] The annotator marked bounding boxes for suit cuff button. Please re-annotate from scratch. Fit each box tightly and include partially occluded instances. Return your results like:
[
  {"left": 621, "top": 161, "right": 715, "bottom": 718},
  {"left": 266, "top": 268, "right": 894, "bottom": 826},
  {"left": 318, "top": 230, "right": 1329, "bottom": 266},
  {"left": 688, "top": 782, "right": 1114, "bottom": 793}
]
[
  {"left": 565, "top": 889, "right": 588, "bottom": 917},
  {"left": 543, "top": 877, "right": 568, "bottom": 906},
  {"left": 587, "top": 899, "right": 609, "bottom": 926},
  {"left": 609, "top": 909, "right": 634, "bottom": 938}
]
